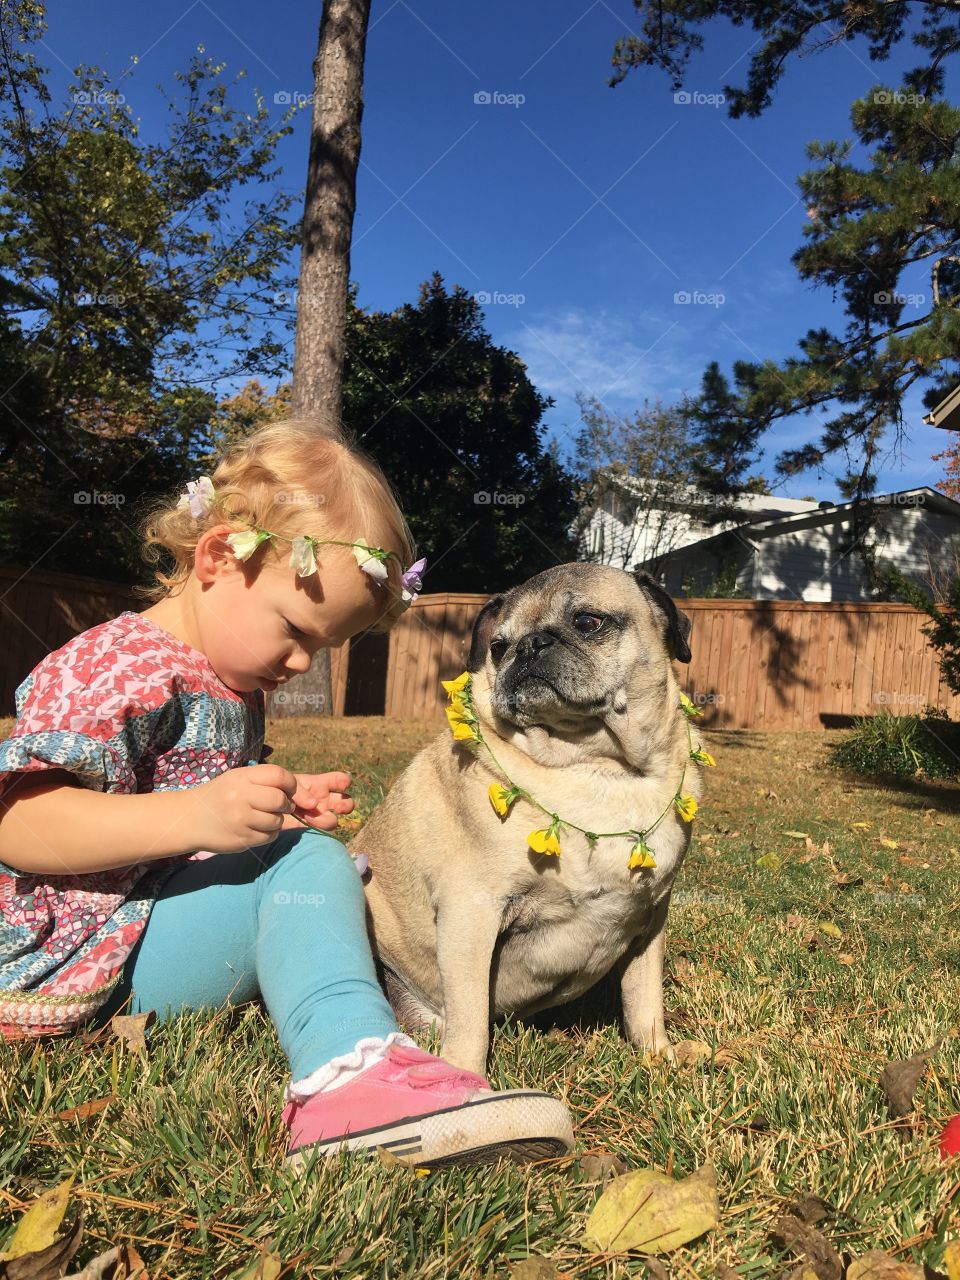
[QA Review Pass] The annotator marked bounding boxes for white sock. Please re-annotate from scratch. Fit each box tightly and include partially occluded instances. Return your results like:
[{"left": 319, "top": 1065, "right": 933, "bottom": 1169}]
[{"left": 286, "top": 1031, "right": 418, "bottom": 1103}]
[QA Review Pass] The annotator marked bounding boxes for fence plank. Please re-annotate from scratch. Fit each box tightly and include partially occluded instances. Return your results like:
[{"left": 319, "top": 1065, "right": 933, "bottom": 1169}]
[{"left": 3, "top": 566, "right": 960, "bottom": 730}]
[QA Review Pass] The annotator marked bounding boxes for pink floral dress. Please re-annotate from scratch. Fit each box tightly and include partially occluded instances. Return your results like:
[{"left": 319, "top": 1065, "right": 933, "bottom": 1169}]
[{"left": 0, "top": 611, "right": 269, "bottom": 1039}]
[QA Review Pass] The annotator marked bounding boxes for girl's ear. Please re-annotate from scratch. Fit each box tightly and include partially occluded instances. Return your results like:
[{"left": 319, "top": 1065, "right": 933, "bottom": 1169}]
[{"left": 195, "top": 524, "right": 244, "bottom": 582}]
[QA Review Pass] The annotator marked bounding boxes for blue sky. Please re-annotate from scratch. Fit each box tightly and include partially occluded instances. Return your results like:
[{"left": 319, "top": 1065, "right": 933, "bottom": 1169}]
[{"left": 40, "top": 0, "right": 956, "bottom": 501}]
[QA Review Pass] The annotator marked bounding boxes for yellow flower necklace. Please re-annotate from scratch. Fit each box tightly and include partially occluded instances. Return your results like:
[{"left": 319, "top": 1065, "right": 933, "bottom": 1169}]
[{"left": 443, "top": 673, "right": 715, "bottom": 870}]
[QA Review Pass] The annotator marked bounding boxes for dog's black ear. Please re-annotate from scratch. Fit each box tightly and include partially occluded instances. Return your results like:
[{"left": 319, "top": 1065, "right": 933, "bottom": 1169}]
[
  {"left": 467, "top": 593, "right": 506, "bottom": 671},
  {"left": 632, "top": 570, "right": 693, "bottom": 664}
]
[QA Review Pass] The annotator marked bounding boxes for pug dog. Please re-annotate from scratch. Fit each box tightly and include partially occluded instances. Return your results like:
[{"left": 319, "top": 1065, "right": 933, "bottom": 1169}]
[{"left": 357, "top": 563, "right": 703, "bottom": 1077}]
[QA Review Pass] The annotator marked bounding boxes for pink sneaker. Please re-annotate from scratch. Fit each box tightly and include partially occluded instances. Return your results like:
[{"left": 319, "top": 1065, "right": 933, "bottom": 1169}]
[{"left": 282, "top": 1043, "right": 574, "bottom": 1170}]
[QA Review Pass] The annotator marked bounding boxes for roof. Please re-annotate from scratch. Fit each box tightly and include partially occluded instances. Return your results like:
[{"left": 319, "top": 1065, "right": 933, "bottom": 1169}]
[
  {"left": 923, "top": 384, "right": 960, "bottom": 431},
  {"left": 639, "top": 487, "right": 960, "bottom": 566},
  {"left": 601, "top": 472, "right": 819, "bottom": 518}
]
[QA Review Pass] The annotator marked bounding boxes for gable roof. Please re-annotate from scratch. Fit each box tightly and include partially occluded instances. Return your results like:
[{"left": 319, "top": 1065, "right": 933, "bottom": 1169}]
[{"left": 640, "top": 487, "right": 960, "bottom": 566}]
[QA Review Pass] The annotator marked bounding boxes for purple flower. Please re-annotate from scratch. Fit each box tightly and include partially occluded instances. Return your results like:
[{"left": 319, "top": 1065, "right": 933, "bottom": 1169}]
[{"left": 400, "top": 557, "right": 427, "bottom": 603}]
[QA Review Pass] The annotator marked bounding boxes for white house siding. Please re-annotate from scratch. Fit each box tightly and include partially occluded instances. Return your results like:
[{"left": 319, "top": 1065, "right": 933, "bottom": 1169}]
[{"left": 740, "top": 504, "right": 960, "bottom": 601}]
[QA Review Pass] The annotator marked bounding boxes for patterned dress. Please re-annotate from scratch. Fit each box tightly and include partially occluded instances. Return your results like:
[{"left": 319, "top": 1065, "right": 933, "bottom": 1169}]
[{"left": 0, "top": 611, "right": 270, "bottom": 1039}]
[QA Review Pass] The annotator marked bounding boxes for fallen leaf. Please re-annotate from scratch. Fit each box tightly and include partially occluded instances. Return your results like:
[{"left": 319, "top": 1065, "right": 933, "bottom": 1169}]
[
  {"left": 53, "top": 1097, "right": 115, "bottom": 1123},
  {"left": 818, "top": 922, "right": 843, "bottom": 940},
  {"left": 756, "top": 852, "right": 782, "bottom": 870},
  {"left": 897, "top": 855, "right": 926, "bottom": 867},
  {"left": 879, "top": 1043, "right": 940, "bottom": 1119},
  {"left": 109, "top": 1012, "right": 155, "bottom": 1055},
  {"left": 65, "top": 1244, "right": 149, "bottom": 1280},
  {"left": 582, "top": 1163, "right": 719, "bottom": 1254},
  {"left": 579, "top": 1153, "right": 628, "bottom": 1180},
  {"left": 784, "top": 831, "right": 810, "bottom": 839},
  {"left": 786, "top": 1194, "right": 834, "bottom": 1225},
  {"left": 508, "top": 1260, "right": 561, "bottom": 1280},
  {"left": 233, "top": 1244, "right": 282, "bottom": 1280},
  {"left": 769, "top": 1212, "right": 841, "bottom": 1280},
  {"left": 837, "top": 954, "right": 855, "bottom": 966},
  {"left": 672, "top": 1039, "right": 713, "bottom": 1066},
  {"left": 944, "top": 1241, "right": 960, "bottom": 1280},
  {"left": 713, "top": 1045, "right": 743, "bottom": 1067},
  {"left": 846, "top": 1251, "right": 924, "bottom": 1279},
  {"left": 879, "top": 838, "right": 899, "bottom": 850},
  {"left": 850, "top": 821, "right": 871, "bottom": 830},
  {"left": 0, "top": 1178, "right": 74, "bottom": 1261},
  {"left": 643, "top": 1260, "right": 670, "bottom": 1280},
  {"left": 832, "top": 873, "right": 863, "bottom": 889},
  {"left": 0, "top": 1213, "right": 83, "bottom": 1280}
]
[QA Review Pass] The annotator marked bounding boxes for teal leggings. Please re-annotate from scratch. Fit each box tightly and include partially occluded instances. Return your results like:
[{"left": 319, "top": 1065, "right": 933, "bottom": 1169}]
[{"left": 97, "top": 829, "right": 400, "bottom": 1081}]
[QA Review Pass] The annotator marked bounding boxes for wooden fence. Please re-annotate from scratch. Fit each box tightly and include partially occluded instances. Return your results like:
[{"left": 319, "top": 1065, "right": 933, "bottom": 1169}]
[{"left": 2, "top": 565, "right": 958, "bottom": 730}]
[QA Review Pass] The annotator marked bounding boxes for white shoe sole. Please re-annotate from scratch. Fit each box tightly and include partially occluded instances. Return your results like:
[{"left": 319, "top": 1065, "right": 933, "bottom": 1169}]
[{"left": 285, "top": 1089, "right": 575, "bottom": 1171}]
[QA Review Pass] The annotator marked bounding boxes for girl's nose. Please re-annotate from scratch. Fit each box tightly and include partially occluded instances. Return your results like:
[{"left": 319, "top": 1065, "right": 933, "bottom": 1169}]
[{"left": 285, "top": 650, "right": 313, "bottom": 675}]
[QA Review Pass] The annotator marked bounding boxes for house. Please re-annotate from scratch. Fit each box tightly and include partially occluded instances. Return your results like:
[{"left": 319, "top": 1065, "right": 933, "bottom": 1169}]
[
  {"left": 579, "top": 474, "right": 819, "bottom": 577},
  {"left": 647, "top": 487, "right": 960, "bottom": 601}
]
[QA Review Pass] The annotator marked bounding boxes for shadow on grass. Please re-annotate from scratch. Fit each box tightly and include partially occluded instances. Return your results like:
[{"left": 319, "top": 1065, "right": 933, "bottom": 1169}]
[{"left": 833, "top": 766, "right": 960, "bottom": 814}]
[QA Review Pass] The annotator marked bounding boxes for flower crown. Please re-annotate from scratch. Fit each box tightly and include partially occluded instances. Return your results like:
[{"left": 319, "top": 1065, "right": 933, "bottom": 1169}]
[{"left": 178, "top": 475, "right": 426, "bottom": 611}]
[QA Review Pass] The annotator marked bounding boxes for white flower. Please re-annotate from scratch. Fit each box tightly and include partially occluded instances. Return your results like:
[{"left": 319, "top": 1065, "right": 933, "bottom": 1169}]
[
  {"left": 289, "top": 536, "right": 317, "bottom": 578},
  {"left": 352, "top": 543, "right": 388, "bottom": 582},
  {"left": 177, "top": 475, "right": 216, "bottom": 519},
  {"left": 227, "top": 530, "right": 265, "bottom": 561}
]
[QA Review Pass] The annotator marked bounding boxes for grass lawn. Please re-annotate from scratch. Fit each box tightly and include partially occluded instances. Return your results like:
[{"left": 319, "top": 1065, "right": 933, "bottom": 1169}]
[{"left": 1, "top": 716, "right": 958, "bottom": 1278}]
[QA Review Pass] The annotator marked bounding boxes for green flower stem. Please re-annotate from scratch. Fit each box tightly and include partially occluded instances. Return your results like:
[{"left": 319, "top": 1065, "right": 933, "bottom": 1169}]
[{"left": 463, "top": 693, "right": 696, "bottom": 847}]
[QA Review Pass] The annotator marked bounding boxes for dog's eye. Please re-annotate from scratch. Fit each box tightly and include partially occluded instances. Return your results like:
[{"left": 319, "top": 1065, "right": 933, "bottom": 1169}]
[
  {"left": 489, "top": 638, "right": 508, "bottom": 663},
  {"left": 573, "top": 612, "right": 605, "bottom": 634}
]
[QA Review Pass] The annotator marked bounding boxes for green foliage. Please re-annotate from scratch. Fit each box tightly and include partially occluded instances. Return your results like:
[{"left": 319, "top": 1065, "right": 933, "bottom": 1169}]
[
  {"left": 879, "top": 563, "right": 960, "bottom": 696},
  {"left": 342, "top": 274, "right": 579, "bottom": 593},
  {"left": 0, "top": 0, "right": 301, "bottom": 580},
  {"left": 609, "top": 2, "right": 960, "bottom": 499},
  {"left": 681, "top": 562, "right": 745, "bottom": 598},
  {"left": 609, "top": 0, "right": 959, "bottom": 119},
  {"left": 832, "top": 707, "right": 960, "bottom": 780}
]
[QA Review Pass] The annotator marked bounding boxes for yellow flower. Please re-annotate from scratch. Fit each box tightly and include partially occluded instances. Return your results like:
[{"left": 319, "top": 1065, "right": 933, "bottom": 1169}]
[
  {"left": 628, "top": 839, "right": 656, "bottom": 869},
  {"left": 441, "top": 671, "right": 471, "bottom": 697},
  {"left": 674, "top": 793, "right": 698, "bottom": 822},
  {"left": 451, "top": 720, "right": 479, "bottom": 742},
  {"left": 488, "top": 783, "right": 516, "bottom": 817},
  {"left": 528, "top": 825, "right": 561, "bottom": 856},
  {"left": 690, "top": 748, "right": 716, "bottom": 767},
  {"left": 678, "top": 691, "right": 704, "bottom": 719},
  {"left": 447, "top": 692, "right": 467, "bottom": 718}
]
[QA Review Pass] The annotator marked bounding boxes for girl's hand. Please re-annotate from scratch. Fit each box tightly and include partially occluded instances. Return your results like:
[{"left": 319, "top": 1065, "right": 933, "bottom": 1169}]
[
  {"left": 188, "top": 763, "right": 302, "bottom": 853},
  {"left": 280, "top": 771, "right": 355, "bottom": 833}
]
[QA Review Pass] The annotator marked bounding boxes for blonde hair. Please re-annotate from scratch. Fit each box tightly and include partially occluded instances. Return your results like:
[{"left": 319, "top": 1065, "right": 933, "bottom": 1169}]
[{"left": 133, "top": 416, "right": 418, "bottom": 635}]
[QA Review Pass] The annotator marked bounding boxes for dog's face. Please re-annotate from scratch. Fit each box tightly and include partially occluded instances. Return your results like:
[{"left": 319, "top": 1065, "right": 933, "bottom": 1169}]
[{"left": 466, "top": 564, "right": 692, "bottom": 733}]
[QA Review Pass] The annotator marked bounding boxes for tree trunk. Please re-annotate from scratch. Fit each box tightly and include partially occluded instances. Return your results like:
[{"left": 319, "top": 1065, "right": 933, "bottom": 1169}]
[{"left": 268, "top": 0, "right": 372, "bottom": 724}]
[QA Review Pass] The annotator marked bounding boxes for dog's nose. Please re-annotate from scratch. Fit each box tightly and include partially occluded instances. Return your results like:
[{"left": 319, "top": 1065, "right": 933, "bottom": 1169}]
[{"left": 515, "top": 630, "right": 555, "bottom": 663}]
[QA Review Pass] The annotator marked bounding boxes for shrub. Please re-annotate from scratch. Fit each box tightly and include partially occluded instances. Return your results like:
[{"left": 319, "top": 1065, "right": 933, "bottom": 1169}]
[{"left": 832, "top": 707, "right": 960, "bottom": 781}]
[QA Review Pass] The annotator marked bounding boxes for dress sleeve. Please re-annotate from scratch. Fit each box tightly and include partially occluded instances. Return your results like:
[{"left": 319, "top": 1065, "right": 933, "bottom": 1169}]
[{"left": 0, "top": 658, "right": 154, "bottom": 805}]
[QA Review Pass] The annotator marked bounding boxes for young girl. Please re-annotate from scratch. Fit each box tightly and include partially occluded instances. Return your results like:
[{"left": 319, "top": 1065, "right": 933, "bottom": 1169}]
[{"left": 0, "top": 417, "right": 574, "bottom": 1169}]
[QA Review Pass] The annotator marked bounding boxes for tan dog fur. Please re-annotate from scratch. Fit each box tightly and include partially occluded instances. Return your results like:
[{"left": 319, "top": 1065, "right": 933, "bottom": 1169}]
[{"left": 359, "top": 563, "right": 703, "bottom": 1076}]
